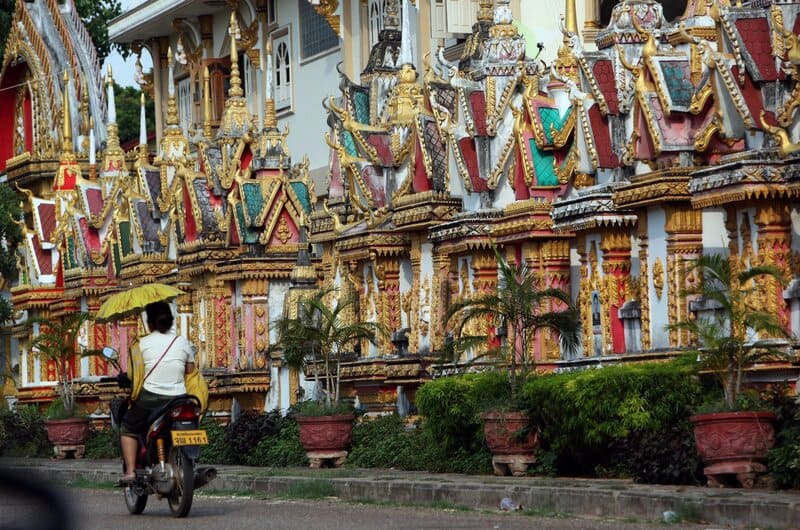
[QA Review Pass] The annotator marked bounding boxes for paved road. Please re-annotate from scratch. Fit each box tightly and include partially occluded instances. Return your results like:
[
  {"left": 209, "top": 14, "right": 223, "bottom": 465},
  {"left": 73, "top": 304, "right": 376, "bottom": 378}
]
[{"left": 4, "top": 486, "right": 712, "bottom": 530}]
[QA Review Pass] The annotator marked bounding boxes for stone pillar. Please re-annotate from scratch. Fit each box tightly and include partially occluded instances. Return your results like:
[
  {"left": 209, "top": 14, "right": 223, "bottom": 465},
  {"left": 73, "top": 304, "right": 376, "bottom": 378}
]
[
  {"left": 407, "top": 235, "right": 422, "bottom": 355},
  {"left": 665, "top": 206, "right": 703, "bottom": 347},
  {"left": 538, "top": 240, "right": 572, "bottom": 360},
  {"left": 637, "top": 216, "right": 652, "bottom": 351},
  {"left": 374, "top": 256, "right": 401, "bottom": 354},
  {"left": 431, "top": 252, "right": 452, "bottom": 352},
  {"left": 472, "top": 251, "right": 499, "bottom": 356},
  {"left": 198, "top": 277, "right": 233, "bottom": 369},
  {"left": 241, "top": 278, "right": 270, "bottom": 371},
  {"left": 600, "top": 229, "right": 632, "bottom": 354},
  {"left": 755, "top": 204, "right": 792, "bottom": 330}
]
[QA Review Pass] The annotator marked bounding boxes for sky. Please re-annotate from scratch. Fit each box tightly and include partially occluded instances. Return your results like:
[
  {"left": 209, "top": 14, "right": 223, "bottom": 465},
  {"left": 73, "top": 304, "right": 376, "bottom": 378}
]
[{"left": 103, "top": 0, "right": 150, "bottom": 87}]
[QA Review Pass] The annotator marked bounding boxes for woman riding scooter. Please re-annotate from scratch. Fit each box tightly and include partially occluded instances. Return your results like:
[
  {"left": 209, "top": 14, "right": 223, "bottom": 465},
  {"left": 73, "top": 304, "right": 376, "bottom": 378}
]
[{"left": 118, "top": 301, "right": 196, "bottom": 485}]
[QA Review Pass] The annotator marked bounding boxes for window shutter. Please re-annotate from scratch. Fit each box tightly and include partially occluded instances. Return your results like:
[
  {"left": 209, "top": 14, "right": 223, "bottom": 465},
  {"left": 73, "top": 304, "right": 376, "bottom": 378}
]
[
  {"left": 431, "top": 0, "right": 448, "bottom": 39},
  {"left": 445, "top": 0, "right": 477, "bottom": 35}
]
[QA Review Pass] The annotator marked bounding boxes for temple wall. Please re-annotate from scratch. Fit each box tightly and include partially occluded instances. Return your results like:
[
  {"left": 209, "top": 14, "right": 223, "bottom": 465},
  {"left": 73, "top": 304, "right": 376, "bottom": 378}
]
[
  {"left": 702, "top": 208, "right": 729, "bottom": 257},
  {"left": 647, "top": 206, "right": 669, "bottom": 349}
]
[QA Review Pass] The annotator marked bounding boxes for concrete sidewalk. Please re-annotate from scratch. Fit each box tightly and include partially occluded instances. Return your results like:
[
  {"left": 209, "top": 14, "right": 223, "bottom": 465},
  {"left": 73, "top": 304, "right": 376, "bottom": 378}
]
[{"left": 2, "top": 457, "right": 798, "bottom": 529}]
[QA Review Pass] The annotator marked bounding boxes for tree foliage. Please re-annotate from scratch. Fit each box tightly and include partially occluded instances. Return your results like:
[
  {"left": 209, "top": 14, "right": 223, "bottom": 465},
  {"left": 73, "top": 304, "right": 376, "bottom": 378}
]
[
  {"left": 0, "top": 0, "right": 125, "bottom": 65},
  {"left": 114, "top": 83, "right": 154, "bottom": 147},
  {"left": 0, "top": 183, "right": 22, "bottom": 324}
]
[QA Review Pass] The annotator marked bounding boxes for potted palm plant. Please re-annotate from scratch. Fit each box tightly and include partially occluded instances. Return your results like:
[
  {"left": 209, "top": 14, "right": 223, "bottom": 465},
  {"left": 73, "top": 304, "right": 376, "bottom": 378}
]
[
  {"left": 274, "top": 287, "right": 385, "bottom": 468},
  {"left": 670, "top": 254, "right": 789, "bottom": 487},
  {"left": 446, "top": 249, "right": 581, "bottom": 476},
  {"left": 29, "top": 311, "right": 94, "bottom": 458}
]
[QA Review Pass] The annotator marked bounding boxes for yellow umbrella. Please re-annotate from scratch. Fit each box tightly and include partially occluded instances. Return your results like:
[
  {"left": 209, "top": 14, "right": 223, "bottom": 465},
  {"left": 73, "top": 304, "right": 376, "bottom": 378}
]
[{"left": 95, "top": 283, "right": 185, "bottom": 323}]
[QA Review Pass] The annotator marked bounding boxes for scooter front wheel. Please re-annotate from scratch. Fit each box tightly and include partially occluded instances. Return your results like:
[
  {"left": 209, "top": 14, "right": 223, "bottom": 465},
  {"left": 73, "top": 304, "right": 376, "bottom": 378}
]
[
  {"left": 167, "top": 447, "right": 194, "bottom": 517},
  {"left": 123, "top": 484, "right": 147, "bottom": 515}
]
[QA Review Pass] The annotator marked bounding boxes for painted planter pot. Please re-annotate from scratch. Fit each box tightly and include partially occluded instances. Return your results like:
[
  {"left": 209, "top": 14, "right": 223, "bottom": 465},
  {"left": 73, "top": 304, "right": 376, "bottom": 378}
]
[
  {"left": 296, "top": 414, "right": 355, "bottom": 452},
  {"left": 44, "top": 417, "right": 91, "bottom": 446},
  {"left": 690, "top": 411, "right": 776, "bottom": 487},
  {"left": 481, "top": 411, "right": 538, "bottom": 455}
]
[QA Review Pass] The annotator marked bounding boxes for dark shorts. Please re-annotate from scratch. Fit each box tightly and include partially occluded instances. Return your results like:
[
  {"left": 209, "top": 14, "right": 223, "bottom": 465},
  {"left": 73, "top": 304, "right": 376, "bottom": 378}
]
[{"left": 120, "top": 389, "right": 177, "bottom": 438}]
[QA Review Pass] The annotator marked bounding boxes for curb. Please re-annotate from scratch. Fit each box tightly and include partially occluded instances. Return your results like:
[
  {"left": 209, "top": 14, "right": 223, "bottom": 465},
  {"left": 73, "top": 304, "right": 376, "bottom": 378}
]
[{"left": 7, "top": 462, "right": 800, "bottom": 529}]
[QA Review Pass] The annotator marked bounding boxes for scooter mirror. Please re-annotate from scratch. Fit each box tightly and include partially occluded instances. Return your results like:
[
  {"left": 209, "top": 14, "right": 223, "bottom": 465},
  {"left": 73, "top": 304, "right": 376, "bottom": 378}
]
[{"left": 102, "top": 346, "right": 119, "bottom": 361}]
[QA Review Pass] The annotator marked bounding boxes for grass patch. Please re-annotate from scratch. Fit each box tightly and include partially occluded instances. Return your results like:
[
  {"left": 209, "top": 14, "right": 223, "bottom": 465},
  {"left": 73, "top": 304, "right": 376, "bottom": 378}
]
[
  {"left": 278, "top": 479, "right": 337, "bottom": 500},
  {"left": 197, "top": 488, "right": 261, "bottom": 499},
  {"left": 57, "top": 476, "right": 116, "bottom": 490},
  {"left": 522, "top": 507, "right": 570, "bottom": 519}
]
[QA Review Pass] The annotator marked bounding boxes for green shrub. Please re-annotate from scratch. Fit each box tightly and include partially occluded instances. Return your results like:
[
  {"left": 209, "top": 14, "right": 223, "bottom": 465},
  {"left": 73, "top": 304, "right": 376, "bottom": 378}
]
[
  {"left": 244, "top": 418, "right": 307, "bottom": 467},
  {"left": 199, "top": 418, "right": 235, "bottom": 465},
  {"left": 84, "top": 428, "right": 120, "bottom": 459},
  {"left": 415, "top": 371, "right": 508, "bottom": 453},
  {"left": 519, "top": 360, "right": 702, "bottom": 479},
  {"left": 768, "top": 388, "right": 800, "bottom": 489},
  {"left": 348, "top": 414, "right": 417, "bottom": 469},
  {"left": 224, "top": 410, "right": 285, "bottom": 464},
  {"left": 612, "top": 421, "right": 702, "bottom": 484},
  {"left": 0, "top": 405, "right": 51, "bottom": 457}
]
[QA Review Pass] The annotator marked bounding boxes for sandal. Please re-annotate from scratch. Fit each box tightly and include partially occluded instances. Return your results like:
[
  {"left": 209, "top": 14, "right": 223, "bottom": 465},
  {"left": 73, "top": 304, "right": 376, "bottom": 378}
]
[{"left": 115, "top": 474, "right": 135, "bottom": 487}]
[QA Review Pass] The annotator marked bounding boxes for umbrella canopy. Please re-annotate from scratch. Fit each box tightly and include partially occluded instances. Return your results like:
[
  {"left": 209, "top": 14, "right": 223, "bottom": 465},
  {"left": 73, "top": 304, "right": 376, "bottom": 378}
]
[{"left": 95, "top": 283, "right": 185, "bottom": 323}]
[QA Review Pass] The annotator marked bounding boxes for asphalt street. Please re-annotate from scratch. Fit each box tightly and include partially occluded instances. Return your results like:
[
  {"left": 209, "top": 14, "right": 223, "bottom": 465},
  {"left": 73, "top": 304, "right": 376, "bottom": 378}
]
[{"left": 3, "top": 486, "right": 714, "bottom": 530}]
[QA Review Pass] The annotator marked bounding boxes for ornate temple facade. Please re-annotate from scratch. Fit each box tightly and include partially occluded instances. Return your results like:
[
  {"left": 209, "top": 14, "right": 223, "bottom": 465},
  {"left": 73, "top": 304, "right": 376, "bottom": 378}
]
[{"left": 3, "top": 0, "right": 800, "bottom": 418}]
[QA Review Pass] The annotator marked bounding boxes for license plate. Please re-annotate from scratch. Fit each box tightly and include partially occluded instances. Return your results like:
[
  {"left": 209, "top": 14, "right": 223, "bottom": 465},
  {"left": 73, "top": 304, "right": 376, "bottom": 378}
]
[{"left": 171, "top": 430, "right": 208, "bottom": 446}]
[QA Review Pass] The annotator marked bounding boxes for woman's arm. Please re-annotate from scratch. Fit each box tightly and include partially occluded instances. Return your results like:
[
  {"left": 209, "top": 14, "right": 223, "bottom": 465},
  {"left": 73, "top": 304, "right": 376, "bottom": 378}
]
[{"left": 185, "top": 361, "right": 196, "bottom": 375}]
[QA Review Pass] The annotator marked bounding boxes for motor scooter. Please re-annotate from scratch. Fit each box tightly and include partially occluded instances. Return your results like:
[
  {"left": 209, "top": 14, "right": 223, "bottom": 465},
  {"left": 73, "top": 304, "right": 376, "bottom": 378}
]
[{"left": 103, "top": 347, "right": 216, "bottom": 517}]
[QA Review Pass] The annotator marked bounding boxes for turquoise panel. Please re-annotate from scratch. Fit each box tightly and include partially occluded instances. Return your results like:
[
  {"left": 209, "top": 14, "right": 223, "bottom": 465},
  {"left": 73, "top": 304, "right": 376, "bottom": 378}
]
[
  {"left": 530, "top": 139, "right": 558, "bottom": 186},
  {"left": 661, "top": 62, "right": 693, "bottom": 109},
  {"left": 538, "top": 107, "right": 572, "bottom": 143},
  {"left": 242, "top": 182, "right": 264, "bottom": 224},
  {"left": 353, "top": 91, "right": 370, "bottom": 125},
  {"left": 342, "top": 131, "right": 358, "bottom": 157},
  {"left": 290, "top": 181, "right": 311, "bottom": 212}
]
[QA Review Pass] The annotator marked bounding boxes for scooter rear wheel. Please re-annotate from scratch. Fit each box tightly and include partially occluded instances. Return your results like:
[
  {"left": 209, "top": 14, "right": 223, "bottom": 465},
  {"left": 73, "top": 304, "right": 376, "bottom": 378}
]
[
  {"left": 123, "top": 484, "right": 147, "bottom": 514},
  {"left": 167, "top": 447, "right": 194, "bottom": 517}
]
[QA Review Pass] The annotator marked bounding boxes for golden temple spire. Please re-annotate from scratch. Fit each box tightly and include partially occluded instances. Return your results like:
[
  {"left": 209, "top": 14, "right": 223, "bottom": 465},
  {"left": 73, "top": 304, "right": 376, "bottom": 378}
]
[
  {"left": 165, "top": 46, "right": 180, "bottom": 127},
  {"left": 61, "top": 71, "right": 75, "bottom": 159},
  {"left": 138, "top": 92, "right": 148, "bottom": 163},
  {"left": 203, "top": 66, "right": 213, "bottom": 140},
  {"left": 263, "top": 40, "right": 277, "bottom": 130},
  {"left": 104, "top": 64, "right": 124, "bottom": 165},
  {"left": 477, "top": 1, "right": 493, "bottom": 23},
  {"left": 564, "top": 0, "right": 578, "bottom": 36},
  {"left": 228, "top": 13, "right": 243, "bottom": 98}
]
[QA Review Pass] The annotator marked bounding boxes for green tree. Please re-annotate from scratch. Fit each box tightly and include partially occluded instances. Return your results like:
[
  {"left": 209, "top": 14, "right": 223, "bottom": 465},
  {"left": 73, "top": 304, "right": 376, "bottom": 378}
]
[
  {"left": 446, "top": 248, "right": 581, "bottom": 402},
  {"left": 73, "top": 0, "right": 125, "bottom": 63},
  {"left": 274, "top": 288, "right": 386, "bottom": 408},
  {"left": 0, "top": 183, "right": 22, "bottom": 325},
  {"left": 30, "top": 312, "right": 93, "bottom": 417},
  {"left": 669, "top": 254, "right": 789, "bottom": 409},
  {"left": 0, "top": 0, "right": 125, "bottom": 65},
  {"left": 114, "top": 83, "right": 155, "bottom": 146},
  {"left": 0, "top": 0, "right": 15, "bottom": 61}
]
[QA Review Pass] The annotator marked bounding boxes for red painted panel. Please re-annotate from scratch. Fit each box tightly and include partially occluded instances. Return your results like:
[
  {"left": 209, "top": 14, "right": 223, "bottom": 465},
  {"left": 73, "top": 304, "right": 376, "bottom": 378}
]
[
  {"left": 241, "top": 146, "right": 252, "bottom": 171},
  {"left": 515, "top": 147, "right": 529, "bottom": 200},
  {"left": 588, "top": 105, "right": 620, "bottom": 168},
  {"left": 32, "top": 235, "right": 52, "bottom": 275},
  {"left": 735, "top": 18, "right": 779, "bottom": 81},
  {"left": 469, "top": 91, "right": 488, "bottom": 136},
  {"left": 78, "top": 217, "right": 101, "bottom": 252},
  {"left": 593, "top": 60, "right": 619, "bottom": 114},
  {"left": 457, "top": 137, "right": 488, "bottom": 192},
  {"left": 38, "top": 202, "right": 56, "bottom": 242},
  {"left": 413, "top": 138, "right": 430, "bottom": 193},
  {"left": 367, "top": 133, "right": 394, "bottom": 166},
  {"left": 0, "top": 64, "right": 24, "bottom": 171},
  {"left": 183, "top": 183, "right": 197, "bottom": 242},
  {"left": 732, "top": 66, "right": 765, "bottom": 123},
  {"left": 86, "top": 188, "right": 103, "bottom": 217}
]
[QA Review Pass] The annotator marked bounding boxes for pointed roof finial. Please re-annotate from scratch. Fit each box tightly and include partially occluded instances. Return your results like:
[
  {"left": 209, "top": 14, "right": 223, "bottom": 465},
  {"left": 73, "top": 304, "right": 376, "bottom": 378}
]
[
  {"left": 565, "top": 0, "right": 578, "bottom": 36},
  {"left": 399, "top": 0, "right": 415, "bottom": 66},
  {"left": 106, "top": 64, "right": 117, "bottom": 124},
  {"left": 62, "top": 71, "right": 74, "bottom": 156},
  {"left": 165, "top": 46, "right": 180, "bottom": 126},
  {"left": 203, "top": 66, "right": 213, "bottom": 140},
  {"left": 228, "top": 13, "right": 243, "bottom": 98},
  {"left": 263, "top": 40, "right": 277, "bottom": 130}
]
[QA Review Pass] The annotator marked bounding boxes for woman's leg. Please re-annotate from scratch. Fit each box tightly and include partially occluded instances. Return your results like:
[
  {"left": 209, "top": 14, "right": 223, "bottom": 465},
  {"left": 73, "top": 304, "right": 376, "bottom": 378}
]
[{"left": 121, "top": 434, "right": 137, "bottom": 478}]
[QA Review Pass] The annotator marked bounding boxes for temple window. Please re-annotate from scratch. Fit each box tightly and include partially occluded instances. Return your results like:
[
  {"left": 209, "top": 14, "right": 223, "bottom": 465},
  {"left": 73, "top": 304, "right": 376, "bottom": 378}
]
[
  {"left": 272, "top": 28, "right": 292, "bottom": 112},
  {"left": 617, "top": 301, "right": 642, "bottom": 353},
  {"left": 266, "top": 0, "right": 277, "bottom": 29},
  {"left": 783, "top": 280, "right": 800, "bottom": 337},
  {"left": 299, "top": 0, "right": 339, "bottom": 60},
  {"left": 598, "top": 0, "right": 688, "bottom": 26},
  {"left": 177, "top": 75, "right": 192, "bottom": 135},
  {"left": 368, "top": 0, "right": 388, "bottom": 48},
  {"left": 432, "top": 0, "right": 480, "bottom": 37}
]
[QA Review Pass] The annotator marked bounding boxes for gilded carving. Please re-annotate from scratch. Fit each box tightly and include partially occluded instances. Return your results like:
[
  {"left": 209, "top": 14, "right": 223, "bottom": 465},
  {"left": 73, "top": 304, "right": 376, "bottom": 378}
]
[{"left": 652, "top": 257, "right": 664, "bottom": 300}]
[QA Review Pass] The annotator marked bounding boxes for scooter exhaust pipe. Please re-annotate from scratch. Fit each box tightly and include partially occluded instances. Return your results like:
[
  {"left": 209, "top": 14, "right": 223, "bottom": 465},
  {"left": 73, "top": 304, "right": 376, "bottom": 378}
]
[{"left": 193, "top": 466, "right": 217, "bottom": 489}]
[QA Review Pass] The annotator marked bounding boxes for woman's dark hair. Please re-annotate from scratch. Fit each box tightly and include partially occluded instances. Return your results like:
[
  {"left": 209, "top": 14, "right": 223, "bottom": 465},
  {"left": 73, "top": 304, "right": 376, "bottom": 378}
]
[{"left": 145, "top": 301, "right": 174, "bottom": 333}]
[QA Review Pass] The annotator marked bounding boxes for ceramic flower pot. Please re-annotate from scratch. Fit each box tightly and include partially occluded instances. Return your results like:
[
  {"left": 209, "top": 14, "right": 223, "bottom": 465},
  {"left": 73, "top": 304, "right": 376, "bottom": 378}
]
[
  {"left": 44, "top": 417, "right": 91, "bottom": 459},
  {"left": 690, "top": 411, "right": 776, "bottom": 488},
  {"left": 296, "top": 414, "right": 355, "bottom": 468},
  {"left": 481, "top": 410, "right": 539, "bottom": 476}
]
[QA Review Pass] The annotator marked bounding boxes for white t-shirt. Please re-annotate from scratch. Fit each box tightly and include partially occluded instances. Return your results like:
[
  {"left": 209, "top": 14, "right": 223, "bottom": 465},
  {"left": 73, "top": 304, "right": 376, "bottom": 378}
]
[{"left": 139, "top": 331, "right": 196, "bottom": 396}]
